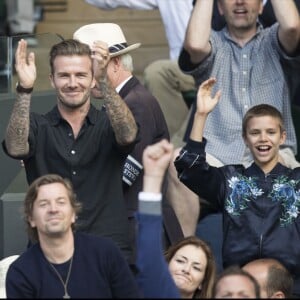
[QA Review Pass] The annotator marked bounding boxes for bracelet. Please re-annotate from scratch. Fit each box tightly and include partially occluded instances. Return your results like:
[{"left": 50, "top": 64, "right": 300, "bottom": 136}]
[{"left": 16, "top": 82, "right": 33, "bottom": 94}]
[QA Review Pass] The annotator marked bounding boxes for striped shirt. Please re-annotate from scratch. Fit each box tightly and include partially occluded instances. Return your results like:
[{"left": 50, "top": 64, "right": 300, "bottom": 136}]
[{"left": 179, "top": 23, "right": 298, "bottom": 164}]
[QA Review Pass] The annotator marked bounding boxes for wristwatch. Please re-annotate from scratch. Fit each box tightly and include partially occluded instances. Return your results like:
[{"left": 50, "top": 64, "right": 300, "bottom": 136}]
[{"left": 16, "top": 82, "right": 33, "bottom": 94}]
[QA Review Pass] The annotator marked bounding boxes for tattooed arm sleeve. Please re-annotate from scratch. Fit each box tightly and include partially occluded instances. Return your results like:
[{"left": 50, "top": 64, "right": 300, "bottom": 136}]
[
  {"left": 100, "top": 77, "right": 138, "bottom": 146},
  {"left": 5, "top": 93, "right": 31, "bottom": 157}
]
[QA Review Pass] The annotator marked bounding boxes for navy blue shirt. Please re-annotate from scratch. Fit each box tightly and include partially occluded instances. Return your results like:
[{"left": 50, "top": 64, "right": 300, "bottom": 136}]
[{"left": 6, "top": 232, "right": 141, "bottom": 298}]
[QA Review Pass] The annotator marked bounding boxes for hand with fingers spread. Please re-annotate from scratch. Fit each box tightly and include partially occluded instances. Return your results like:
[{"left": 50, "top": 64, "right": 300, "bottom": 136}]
[
  {"left": 190, "top": 77, "right": 221, "bottom": 142},
  {"left": 196, "top": 77, "right": 221, "bottom": 116},
  {"left": 15, "top": 39, "right": 36, "bottom": 89}
]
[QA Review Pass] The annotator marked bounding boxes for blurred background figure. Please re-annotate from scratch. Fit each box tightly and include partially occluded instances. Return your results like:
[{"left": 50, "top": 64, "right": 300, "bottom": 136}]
[
  {"left": 2, "top": 0, "right": 38, "bottom": 47},
  {"left": 5, "top": 0, "right": 35, "bottom": 37},
  {"left": 84, "top": 0, "right": 192, "bottom": 60},
  {"left": 0, "top": 0, "right": 38, "bottom": 92}
]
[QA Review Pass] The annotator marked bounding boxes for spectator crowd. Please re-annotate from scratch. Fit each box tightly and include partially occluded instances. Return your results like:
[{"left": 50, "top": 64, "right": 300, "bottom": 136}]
[{"left": 1, "top": 0, "right": 300, "bottom": 298}]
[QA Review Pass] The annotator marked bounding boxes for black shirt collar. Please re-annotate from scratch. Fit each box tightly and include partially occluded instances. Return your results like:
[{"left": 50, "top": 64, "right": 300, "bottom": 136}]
[{"left": 46, "top": 104, "right": 98, "bottom": 126}]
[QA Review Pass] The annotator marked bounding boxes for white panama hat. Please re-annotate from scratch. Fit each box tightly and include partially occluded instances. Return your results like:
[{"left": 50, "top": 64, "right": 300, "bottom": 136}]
[{"left": 73, "top": 23, "right": 141, "bottom": 57}]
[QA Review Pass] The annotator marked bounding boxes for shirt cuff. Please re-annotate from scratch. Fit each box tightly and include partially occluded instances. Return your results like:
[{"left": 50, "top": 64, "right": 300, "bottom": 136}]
[
  {"left": 138, "top": 192, "right": 162, "bottom": 202},
  {"left": 138, "top": 192, "right": 162, "bottom": 215}
]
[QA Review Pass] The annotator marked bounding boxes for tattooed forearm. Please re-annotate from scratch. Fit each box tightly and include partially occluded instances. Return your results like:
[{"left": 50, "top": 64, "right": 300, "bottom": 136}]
[
  {"left": 5, "top": 93, "right": 31, "bottom": 156},
  {"left": 100, "top": 78, "right": 138, "bottom": 145}
]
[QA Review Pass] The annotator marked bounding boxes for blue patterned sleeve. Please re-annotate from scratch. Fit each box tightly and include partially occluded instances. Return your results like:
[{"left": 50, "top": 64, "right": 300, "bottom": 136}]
[{"left": 174, "top": 138, "right": 226, "bottom": 206}]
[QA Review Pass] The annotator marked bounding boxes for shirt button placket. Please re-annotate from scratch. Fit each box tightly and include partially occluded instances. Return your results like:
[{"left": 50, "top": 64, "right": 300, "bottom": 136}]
[{"left": 71, "top": 149, "right": 76, "bottom": 176}]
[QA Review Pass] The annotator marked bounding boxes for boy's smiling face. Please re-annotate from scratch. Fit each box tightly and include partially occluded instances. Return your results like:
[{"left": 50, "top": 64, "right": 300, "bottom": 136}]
[{"left": 243, "top": 115, "right": 286, "bottom": 173}]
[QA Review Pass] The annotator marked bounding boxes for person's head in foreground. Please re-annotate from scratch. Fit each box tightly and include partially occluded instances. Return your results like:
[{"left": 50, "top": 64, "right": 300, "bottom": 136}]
[
  {"left": 213, "top": 265, "right": 260, "bottom": 298},
  {"left": 243, "top": 258, "right": 294, "bottom": 298},
  {"left": 23, "top": 173, "right": 82, "bottom": 242},
  {"left": 164, "top": 236, "right": 217, "bottom": 298}
]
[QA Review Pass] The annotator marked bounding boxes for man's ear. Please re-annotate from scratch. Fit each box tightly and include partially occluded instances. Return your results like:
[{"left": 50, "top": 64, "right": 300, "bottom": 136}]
[
  {"left": 279, "top": 130, "right": 287, "bottom": 146},
  {"left": 71, "top": 211, "right": 76, "bottom": 224},
  {"left": 112, "top": 56, "right": 121, "bottom": 71},
  {"left": 29, "top": 216, "right": 36, "bottom": 228},
  {"left": 91, "top": 77, "right": 96, "bottom": 88},
  {"left": 243, "top": 135, "right": 249, "bottom": 148},
  {"left": 258, "top": 0, "right": 264, "bottom": 16},
  {"left": 217, "top": 0, "right": 224, "bottom": 16},
  {"left": 49, "top": 74, "right": 55, "bottom": 89}
]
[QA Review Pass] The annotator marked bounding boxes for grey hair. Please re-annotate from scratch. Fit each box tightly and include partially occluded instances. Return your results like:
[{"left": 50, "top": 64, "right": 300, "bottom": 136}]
[{"left": 119, "top": 53, "right": 134, "bottom": 72}]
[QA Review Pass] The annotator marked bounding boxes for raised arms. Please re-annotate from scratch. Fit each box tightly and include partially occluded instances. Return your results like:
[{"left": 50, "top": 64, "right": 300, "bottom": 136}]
[
  {"left": 270, "top": 0, "right": 300, "bottom": 54},
  {"left": 5, "top": 39, "right": 36, "bottom": 157},
  {"left": 183, "top": 0, "right": 213, "bottom": 64},
  {"left": 190, "top": 78, "right": 221, "bottom": 142}
]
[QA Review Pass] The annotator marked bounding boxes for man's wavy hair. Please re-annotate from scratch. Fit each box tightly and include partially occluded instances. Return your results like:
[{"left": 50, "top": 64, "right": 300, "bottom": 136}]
[
  {"left": 49, "top": 38, "right": 93, "bottom": 75},
  {"left": 23, "top": 174, "right": 82, "bottom": 242}
]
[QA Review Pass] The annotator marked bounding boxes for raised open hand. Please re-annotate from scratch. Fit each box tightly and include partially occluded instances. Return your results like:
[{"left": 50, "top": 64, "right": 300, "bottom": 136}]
[
  {"left": 196, "top": 77, "right": 221, "bottom": 115},
  {"left": 15, "top": 39, "right": 36, "bottom": 88}
]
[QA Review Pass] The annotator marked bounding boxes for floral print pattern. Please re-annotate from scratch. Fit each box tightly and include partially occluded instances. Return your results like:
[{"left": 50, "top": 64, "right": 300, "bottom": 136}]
[
  {"left": 268, "top": 176, "right": 300, "bottom": 226},
  {"left": 225, "top": 174, "right": 300, "bottom": 226},
  {"left": 226, "top": 175, "right": 263, "bottom": 215}
]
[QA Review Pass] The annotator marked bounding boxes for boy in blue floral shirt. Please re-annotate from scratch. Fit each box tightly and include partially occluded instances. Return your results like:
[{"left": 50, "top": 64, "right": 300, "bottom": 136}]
[{"left": 174, "top": 78, "right": 300, "bottom": 296}]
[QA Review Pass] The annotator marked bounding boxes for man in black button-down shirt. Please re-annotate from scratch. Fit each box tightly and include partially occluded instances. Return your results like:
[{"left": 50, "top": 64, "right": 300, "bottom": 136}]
[{"left": 2, "top": 38, "right": 139, "bottom": 266}]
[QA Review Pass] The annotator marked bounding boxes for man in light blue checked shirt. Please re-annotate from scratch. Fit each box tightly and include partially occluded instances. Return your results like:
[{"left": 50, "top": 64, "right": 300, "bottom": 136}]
[{"left": 166, "top": 0, "right": 300, "bottom": 239}]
